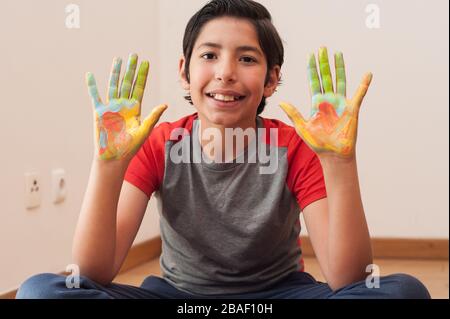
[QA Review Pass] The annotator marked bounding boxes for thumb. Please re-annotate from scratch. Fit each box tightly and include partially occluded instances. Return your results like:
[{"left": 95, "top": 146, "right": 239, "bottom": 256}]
[
  {"left": 136, "top": 104, "right": 168, "bottom": 139},
  {"left": 351, "top": 72, "right": 373, "bottom": 113},
  {"left": 279, "top": 102, "right": 307, "bottom": 130}
]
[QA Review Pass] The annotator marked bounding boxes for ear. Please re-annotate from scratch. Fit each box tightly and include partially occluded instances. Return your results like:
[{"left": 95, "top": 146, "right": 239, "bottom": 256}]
[
  {"left": 179, "top": 56, "right": 190, "bottom": 90},
  {"left": 263, "top": 65, "right": 281, "bottom": 98}
]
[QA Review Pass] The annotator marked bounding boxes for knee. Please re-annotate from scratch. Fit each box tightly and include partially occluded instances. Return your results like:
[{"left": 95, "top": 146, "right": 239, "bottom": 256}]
[
  {"left": 16, "top": 273, "right": 65, "bottom": 299},
  {"left": 387, "top": 273, "right": 431, "bottom": 299}
]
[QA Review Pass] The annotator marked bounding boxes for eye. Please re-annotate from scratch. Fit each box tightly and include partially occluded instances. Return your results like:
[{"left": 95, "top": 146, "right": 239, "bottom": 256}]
[
  {"left": 201, "top": 53, "right": 216, "bottom": 60},
  {"left": 240, "top": 56, "right": 257, "bottom": 64}
]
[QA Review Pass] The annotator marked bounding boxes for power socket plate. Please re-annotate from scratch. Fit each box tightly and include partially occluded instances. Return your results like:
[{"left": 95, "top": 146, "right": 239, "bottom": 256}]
[{"left": 25, "top": 172, "right": 41, "bottom": 209}]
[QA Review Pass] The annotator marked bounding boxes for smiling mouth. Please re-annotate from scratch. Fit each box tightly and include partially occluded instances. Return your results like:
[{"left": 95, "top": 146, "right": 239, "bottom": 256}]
[{"left": 206, "top": 93, "right": 246, "bottom": 102}]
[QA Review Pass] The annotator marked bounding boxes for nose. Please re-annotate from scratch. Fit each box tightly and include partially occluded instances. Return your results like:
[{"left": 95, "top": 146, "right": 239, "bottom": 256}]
[{"left": 215, "top": 57, "right": 237, "bottom": 83}]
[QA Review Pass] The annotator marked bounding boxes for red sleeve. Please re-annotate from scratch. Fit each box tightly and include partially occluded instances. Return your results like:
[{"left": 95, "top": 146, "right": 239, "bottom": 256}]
[
  {"left": 124, "top": 123, "right": 167, "bottom": 198},
  {"left": 286, "top": 131, "right": 327, "bottom": 211}
]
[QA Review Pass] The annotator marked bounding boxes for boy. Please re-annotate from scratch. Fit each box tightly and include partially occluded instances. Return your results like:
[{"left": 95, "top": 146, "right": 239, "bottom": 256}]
[{"left": 17, "top": 0, "right": 430, "bottom": 299}]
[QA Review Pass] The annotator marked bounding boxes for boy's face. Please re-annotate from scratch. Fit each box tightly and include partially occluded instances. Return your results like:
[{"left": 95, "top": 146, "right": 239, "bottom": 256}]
[{"left": 179, "top": 16, "right": 280, "bottom": 128}]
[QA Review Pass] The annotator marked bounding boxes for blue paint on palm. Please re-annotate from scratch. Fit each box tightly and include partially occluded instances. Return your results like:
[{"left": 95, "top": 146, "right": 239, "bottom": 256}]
[{"left": 311, "top": 93, "right": 346, "bottom": 118}]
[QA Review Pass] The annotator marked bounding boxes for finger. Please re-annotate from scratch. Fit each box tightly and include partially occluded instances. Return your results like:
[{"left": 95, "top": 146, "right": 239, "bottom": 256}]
[
  {"left": 318, "top": 47, "right": 334, "bottom": 94},
  {"left": 107, "top": 57, "right": 122, "bottom": 103},
  {"left": 279, "top": 102, "right": 307, "bottom": 130},
  {"left": 334, "top": 52, "right": 346, "bottom": 96},
  {"left": 120, "top": 53, "right": 138, "bottom": 99},
  {"left": 86, "top": 72, "right": 102, "bottom": 107},
  {"left": 307, "top": 53, "right": 322, "bottom": 96},
  {"left": 136, "top": 104, "right": 168, "bottom": 138},
  {"left": 351, "top": 72, "right": 373, "bottom": 112},
  {"left": 131, "top": 60, "right": 149, "bottom": 104}
]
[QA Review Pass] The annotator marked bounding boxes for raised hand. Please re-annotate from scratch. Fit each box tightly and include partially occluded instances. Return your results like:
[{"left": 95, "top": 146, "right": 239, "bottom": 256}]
[
  {"left": 86, "top": 54, "right": 167, "bottom": 161},
  {"left": 280, "top": 47, "right": 372, "bottom": 158}
]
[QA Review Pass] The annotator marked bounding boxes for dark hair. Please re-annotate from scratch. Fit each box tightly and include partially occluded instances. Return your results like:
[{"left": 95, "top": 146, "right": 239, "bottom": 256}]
[{"left": 182, "top": 0, "right": 284, "bottom": 115}]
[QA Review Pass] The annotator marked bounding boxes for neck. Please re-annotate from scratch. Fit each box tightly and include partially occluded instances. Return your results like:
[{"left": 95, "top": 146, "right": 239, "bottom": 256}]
[{"left": 197, "top": 116, "right": 257, "bottom": 163}]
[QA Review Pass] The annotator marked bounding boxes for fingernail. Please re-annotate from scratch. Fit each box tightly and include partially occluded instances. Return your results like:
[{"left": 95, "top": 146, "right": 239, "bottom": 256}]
[
  {"left": 307, "top": 53, "right": 316, "bottom": 65},
  {"left": 319, "top": 47, "right": 328, "bottom": 60},
  {"left": 335, "top": 51, "right": 343, "bottom": 59},
  {"left": 141, "top": 60, "right": 149, "bottom": 71}
]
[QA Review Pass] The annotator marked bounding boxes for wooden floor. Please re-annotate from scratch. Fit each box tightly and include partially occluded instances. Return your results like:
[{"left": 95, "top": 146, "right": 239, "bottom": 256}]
[{"left": 114, "top": 256, "right": 449, "bottom": 299}]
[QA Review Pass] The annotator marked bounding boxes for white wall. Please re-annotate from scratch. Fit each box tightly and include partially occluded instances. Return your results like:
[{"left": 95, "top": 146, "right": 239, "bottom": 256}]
[
  {"left": 0, "top": 0, "right": 164, "bottom": 293},
  {"left": 158, "top": 0, "right": 449, "bottom": 239},
  {"left": 0, "top": 0, "right": 448, "bottom": 293}
]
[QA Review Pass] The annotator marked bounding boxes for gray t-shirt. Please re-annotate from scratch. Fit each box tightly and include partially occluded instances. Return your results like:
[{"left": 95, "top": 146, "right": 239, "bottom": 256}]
[{"left": 125, "top": 113, "right": 327, "bottom": 295}]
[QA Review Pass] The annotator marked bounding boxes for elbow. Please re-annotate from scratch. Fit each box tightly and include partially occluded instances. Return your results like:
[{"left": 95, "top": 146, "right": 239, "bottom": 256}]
[
  {"left": 326, "top": 259, "right": 374, "bottom": 292},
  {"left": 71, "top": 251, "right": 114, "bottom": 286},
  {"left": 73, "top": 262, "right": 114, "bottom": 286},
  {"left": 327, "top": 273, "right": 367, "bottom": 292},
  {"left": 83, "top": 269, "right": 113, "bottom": 286}
]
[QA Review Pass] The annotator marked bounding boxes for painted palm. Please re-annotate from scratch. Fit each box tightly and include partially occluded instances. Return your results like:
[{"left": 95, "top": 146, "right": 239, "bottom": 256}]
[
  {"left": 280, "top": 47, "right": 373, "bottom": 158},
  {"left": 86, "top": 54, "right": 167, "bottom": 161}
]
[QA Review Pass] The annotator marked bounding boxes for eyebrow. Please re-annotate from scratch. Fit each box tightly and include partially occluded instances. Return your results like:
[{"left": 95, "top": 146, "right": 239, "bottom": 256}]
[{"left": 196, "top": 42, "right": 263, "bottom": 56}]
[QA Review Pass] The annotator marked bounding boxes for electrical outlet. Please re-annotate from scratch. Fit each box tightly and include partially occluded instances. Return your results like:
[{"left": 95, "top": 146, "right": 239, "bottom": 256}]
[
  {"left": 25, "top": 172, "right": 41, "bottom": 209},
  {"left": 51, "top": 168, "right": 67, "bottom": 204}
]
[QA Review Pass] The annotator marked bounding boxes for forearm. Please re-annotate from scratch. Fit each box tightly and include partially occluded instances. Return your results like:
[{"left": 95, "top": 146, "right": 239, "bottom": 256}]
[
  {"left": 72, "top": 158, "right": 129, "bottom": 284},
  {"left": 319, "top": 154, "right": 373, "bottom": 289}
]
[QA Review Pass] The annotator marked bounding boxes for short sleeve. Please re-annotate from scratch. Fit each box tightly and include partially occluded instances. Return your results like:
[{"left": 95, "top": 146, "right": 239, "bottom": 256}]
[
  {"left": 124, "top": 124, "right": 166, "bottom": 198},
  {"left": 286, "top": 132, "right": 327, "bottom": 211}
]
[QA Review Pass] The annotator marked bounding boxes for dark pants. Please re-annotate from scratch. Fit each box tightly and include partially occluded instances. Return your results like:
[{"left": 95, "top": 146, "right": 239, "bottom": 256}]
[{"left": 16, "top": 271, "right": 431, "bottom": 299}]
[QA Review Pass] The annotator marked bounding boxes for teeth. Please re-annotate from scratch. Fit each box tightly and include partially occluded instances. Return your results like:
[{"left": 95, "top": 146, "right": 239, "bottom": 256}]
[{"left": 209, "top": 93, "right": 240, "bottom": 102}]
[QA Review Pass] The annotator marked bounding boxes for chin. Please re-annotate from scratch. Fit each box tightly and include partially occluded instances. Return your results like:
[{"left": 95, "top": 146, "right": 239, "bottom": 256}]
[{"left": 204, "top": 110, "right": 249, "bottom": 128}]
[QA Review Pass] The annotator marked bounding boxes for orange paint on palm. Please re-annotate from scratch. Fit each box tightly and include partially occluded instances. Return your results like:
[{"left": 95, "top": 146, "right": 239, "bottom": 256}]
[
  {"left": 86, "top": 54, "right": 168, "bottom": 161},
  {"left": 97, "top": 112, "right": 126, "bottom": 156},
  {"left": 102, "top": 112, "right": 125, "bottom": 132},
  {"left": 311, "top": 102, "right": 339, "bottom": 135},
  {"left": 279, "top": 47, "right": 372, "bottom": 159}
]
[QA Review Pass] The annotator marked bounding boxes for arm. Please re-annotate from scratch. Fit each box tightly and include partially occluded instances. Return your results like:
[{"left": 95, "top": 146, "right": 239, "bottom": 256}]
[
  {"left": 280, "top": 47, "right": 373, "bottom": 291},
  {"left": 303, "top": 155, "right": 372, "bottom": 291},
  {"left": 72, "top": 54, "right": 167, "bottom": 285},
  {"left": 72, "top": 159, "right": 149, "bottom": 285}
]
